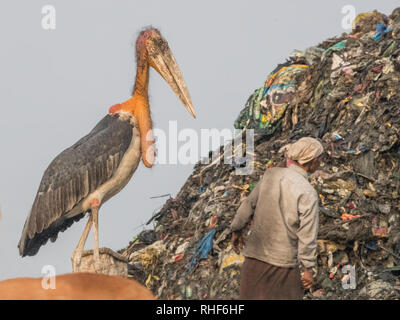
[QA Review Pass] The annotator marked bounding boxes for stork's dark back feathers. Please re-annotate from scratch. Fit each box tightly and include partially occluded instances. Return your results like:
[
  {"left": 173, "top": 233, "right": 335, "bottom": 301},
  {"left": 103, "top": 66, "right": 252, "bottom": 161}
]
[{"left": 18, "top": 114, "right": 134, "bottom": 256}]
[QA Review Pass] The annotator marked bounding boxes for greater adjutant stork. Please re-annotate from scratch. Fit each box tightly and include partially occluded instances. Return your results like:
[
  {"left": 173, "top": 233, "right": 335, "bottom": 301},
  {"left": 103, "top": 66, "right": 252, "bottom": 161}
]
[{"left": 18, "top": 28, "right": 195, "bottom": 270}]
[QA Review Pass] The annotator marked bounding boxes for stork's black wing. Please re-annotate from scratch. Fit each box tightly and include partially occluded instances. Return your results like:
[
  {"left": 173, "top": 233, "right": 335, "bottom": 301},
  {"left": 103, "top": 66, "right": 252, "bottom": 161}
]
[{"left": 18, "top": 113, "right": 135, "bottom": 256}]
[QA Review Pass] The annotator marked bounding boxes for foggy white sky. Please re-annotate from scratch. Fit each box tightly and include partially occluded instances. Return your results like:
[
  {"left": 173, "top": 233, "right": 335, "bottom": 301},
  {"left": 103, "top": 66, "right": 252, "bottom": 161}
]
[{"left": 0, "top": 0, "right": 398, "bottom": 280}]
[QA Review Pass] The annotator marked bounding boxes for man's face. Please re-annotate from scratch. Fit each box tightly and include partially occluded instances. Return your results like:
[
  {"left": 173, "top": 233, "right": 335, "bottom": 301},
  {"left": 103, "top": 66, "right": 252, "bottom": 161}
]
[{"left": 308, "top": 156, "right": 322, "bottom": 173}]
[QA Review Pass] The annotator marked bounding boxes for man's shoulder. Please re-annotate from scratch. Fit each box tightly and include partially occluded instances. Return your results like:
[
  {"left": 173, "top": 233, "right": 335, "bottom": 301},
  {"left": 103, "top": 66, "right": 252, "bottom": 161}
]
[
  {"left": 265, "top": 166, "right": 287, "bottom": 176},
  {"left": 267, "top": 166, "right": 302, "bottom": 178},
  {"left": 261, "top": 166, "right": 288, "bottom": 182},
  {"left": 274, "top": 167, "right": 317, "bottom": 197},
  {"left": 264, "top": 166, "right": 306, "bottom": 182}
]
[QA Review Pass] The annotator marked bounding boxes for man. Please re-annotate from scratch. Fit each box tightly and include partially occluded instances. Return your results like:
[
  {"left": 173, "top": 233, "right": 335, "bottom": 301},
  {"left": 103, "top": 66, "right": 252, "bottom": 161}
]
[{"left": 230, "top": 137, "right": 323, "bottom": 300}]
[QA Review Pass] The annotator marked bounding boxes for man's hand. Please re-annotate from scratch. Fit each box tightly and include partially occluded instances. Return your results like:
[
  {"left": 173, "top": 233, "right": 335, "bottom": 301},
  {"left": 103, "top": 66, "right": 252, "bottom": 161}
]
[
  {"left": 301, "top": 269, "right": 314, "bottom": 289},
  {"left": 231, "top": 231, "right": 243, "bottom": 254}
]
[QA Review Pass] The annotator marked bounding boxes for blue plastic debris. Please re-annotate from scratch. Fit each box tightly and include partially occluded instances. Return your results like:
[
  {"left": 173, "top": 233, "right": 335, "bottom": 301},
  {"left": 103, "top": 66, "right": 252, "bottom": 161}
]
[
  {"left": 357, "top": 145, "right": 368, "bottom": 153},
  {"left": 365, "top": 239, "right": 378, "bottom": 251},
  {"left": 343, "top": 146, "right": 356, "bottom": 153},
  {"left": 373, "top": 24, "right": 392, "bottom": 41},
  {"left": 332, "top": 133, "right": 343, "bottom": 140},
  {"left": 187, "top": 228, "right": 216, "bottom": 275}
]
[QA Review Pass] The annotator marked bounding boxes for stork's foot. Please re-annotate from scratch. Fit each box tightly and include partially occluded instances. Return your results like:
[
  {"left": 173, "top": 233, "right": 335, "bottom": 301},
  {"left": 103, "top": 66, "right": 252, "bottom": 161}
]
[
  {"left": 92, "top": 205, "right": 100, "bottom": 273},
  {"left": 93, "top": 250, "right": 101, "bottom": 273},
  {"left": 93, "top": 264, "right": 101, "bottom": 273},
  {"left": 71, "top": 250, "right": 83, "bottom": 272},
  {"left": 71, "top": 213, "right": 93, "bottom": 272}
]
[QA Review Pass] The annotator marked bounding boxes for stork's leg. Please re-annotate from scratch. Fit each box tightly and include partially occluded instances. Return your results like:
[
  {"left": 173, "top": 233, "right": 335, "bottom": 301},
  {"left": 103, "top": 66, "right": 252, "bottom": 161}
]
[
  {"left": 71, "top": 214, "right": 93, "bottom": 272},
  {"left": 91, "top": 206, "right": 100, "bottom": 272}
]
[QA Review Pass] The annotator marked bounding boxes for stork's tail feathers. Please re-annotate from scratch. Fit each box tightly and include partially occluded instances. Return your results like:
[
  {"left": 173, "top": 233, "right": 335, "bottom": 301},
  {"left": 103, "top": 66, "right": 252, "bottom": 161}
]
[{"left": 18, "top": 213, "right": 85, "bottom": 257}]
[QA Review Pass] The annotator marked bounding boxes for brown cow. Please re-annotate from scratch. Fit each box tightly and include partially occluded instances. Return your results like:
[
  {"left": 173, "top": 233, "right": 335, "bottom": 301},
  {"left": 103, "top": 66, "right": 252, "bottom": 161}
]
[{"left": 0, "top": 272, "right": 155, "bottom": 300}]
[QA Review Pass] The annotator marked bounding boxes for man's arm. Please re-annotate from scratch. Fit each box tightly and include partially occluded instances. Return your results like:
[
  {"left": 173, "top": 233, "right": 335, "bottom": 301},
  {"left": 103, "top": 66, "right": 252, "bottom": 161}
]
[
  {"left": 297, "top": 190, "right": 319, "bottom": 270},
  {"left": 230, "top": 179, "right": 261, "bottom": 232}
]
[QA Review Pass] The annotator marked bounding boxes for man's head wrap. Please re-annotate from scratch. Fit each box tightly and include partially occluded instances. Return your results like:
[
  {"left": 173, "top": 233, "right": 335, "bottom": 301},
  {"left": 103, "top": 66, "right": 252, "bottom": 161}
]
[{"left": 279, "top": 137, "right": 324, "bottom": 165}]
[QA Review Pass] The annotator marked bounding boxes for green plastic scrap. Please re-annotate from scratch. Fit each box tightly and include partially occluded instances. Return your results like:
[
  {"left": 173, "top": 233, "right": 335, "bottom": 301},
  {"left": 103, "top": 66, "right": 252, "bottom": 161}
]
[
  {"left": 382, "top": 41, "right": 397, "bottom": 57},
  {"left": 322, "top": 40, "right": 347, "bottom": 56},
  {"left": 248, "top": 181, "right": 258, "bottom": 192},
  {"left": 253, "top": 88, "right": 264, "bottom": 121},
  {"left": 181, "top": 285, "right": 193, "bottom": 299},
  {"left": 131, "top": 235, "right": 139, "bottom": 245}
]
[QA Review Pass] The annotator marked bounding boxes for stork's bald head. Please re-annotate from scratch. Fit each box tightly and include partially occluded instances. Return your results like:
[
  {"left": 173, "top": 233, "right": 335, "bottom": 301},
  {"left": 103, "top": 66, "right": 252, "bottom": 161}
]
[{"left": 134, "top": 27, "right": 195, "bottom": 118}]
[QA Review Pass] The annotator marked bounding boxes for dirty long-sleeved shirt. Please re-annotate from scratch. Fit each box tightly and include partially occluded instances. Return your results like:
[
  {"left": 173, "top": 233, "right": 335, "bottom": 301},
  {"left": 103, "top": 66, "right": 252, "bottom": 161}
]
[{"left": 230, "top": 164, "right": 319, "bottom": 269}]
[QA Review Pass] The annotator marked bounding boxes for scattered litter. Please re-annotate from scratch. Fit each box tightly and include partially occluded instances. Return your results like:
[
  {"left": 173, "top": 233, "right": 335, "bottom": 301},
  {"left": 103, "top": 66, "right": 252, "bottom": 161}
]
[
  {"left": 329, "top": 264, "right": 340, "bottom": 279},
  {"left": 341, "top": 213, "right": 361, "bottom": 221},
  {"left": 220, "top": 249, "right": 245, "bottom": 271},
  {"left": 373, "top": 24, "right": 392, "bottom": 41},
  {"left": 188, "top": 229, "right": 216, "bottom": 275},
  {"left": 365, "top": 239, "right": 379, "bottom": 250},
  {"left": 173, "top": 254, "right": 184, "bottom": 262}
]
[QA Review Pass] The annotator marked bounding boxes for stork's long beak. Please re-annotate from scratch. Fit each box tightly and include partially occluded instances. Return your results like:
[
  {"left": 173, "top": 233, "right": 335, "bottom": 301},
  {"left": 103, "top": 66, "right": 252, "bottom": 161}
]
[{"left": 147, "top": 36, "right": 196, "bottom": 118}]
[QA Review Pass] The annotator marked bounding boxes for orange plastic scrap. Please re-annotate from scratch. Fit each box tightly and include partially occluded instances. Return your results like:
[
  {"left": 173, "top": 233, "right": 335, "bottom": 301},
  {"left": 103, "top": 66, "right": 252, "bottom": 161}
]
[
  {"left": 341, "top": 213, "right": 361, "bottom": 221},
  {"left": 312, "top": 289, "right": 324, "bottom": 297},
  {"left": 232, "top": 184, "right": 250, "bottom": 192},
  {"left": 319, "top": 194, "right": 325, "bottom": 205},
  {"left": 209, "top": 216, "right": 218, "bottom": 229},
  {"left": 329, "top": 264, "right": 340, "bottom": 279}
]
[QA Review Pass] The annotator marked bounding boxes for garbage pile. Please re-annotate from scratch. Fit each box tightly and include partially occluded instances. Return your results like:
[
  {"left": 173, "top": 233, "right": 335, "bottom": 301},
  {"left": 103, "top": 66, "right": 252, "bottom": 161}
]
[{"left": 120, "top": 8, "right": 400, "bottom": 300}]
